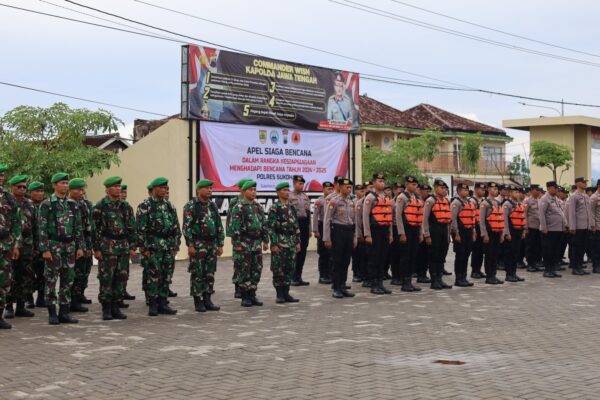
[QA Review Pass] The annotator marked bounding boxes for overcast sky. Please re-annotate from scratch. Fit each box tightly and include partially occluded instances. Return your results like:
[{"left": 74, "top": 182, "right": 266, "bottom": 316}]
[{"left": 2, "top": 0, "right": 599, "bottom": 175}]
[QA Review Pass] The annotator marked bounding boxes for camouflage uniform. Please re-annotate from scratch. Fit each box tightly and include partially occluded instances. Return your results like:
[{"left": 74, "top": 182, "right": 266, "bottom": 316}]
[
  {"left": 0, "top": 188, "right": 21, "bottom": 309},
  {"left": 32, "top": 201, "right": 45, "bottom": 303},
  {"left": 122, "top": 200, "right": 135, "bottom": 294},
  {"left": 92, "top": 197, "right": 136, "bottom": 303},
  {"left": 10, "top": 198, "right": 36, "bottom": 303},
  {"left": 183, "top": 198, "right": 224, "bottom": 296},
  {"left": 267, "top": 200, "right": 300, "bottom": 287},
  {"left": 38, "top": 195, "right": 84, "bottom": 305},
  {"left": 72, "top": 198, "right": 93, "bottom": 300},
  {"left": 229, "top": 198, "right": 269, "bottom": 292},
  {"left": 226, "top": 194, "right": 242, "bottom": 285},
  {"left": 137, "top": 198, "right": 151, "bottom": 297},
  {"left": 136, "top": 196, "right": 180, "bottom": 300}
]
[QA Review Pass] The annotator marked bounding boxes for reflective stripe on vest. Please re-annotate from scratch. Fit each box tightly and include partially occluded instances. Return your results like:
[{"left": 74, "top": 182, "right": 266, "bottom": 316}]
[
  {"left": 403, "top": 196, "right": 424, "bottom": 227},
  {"left": 486, "top": 202, "right": 505, "bottom": 233},
  {"left": 458, "top": 201, "right": 475, "bottom": 229},
  {"left": 370, "top": 195, "right": 393, "bottom": 227},
  {"left": 510, "top": 204, "right": 526, "bottom": 230},
  {"left": 432, "top": 196, "right": 451, "bottom": 224}
]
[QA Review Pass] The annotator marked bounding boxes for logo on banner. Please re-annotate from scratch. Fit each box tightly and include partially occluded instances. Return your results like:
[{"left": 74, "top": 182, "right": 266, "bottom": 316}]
[
  {"left": 282, "top": 129, "right": 289, "bottom": 145},
  {"left": 259, "top": 130, "right": 267, "bottom": 144},
  {"left": 292, "top": 131, "right": 301, "bottom": 144},
  {"left": 270, "top": 130, "right": 280, "bottom": 144}
]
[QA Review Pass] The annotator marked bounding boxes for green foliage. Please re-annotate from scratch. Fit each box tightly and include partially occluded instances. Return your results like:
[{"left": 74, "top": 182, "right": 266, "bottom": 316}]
[
  {"left": 0, "top": 102, "right": 122, "bottom": 190},
  {"left": 508, "top": 154, "right": 531, "bottom": 186},
  {"left": 362, "top": 130, "right": 443, "bottom": 184},
  {"left": 460, "top": 132, "right": 483, "bottom": 175},
  {"left": 530, "top": 140, "right": 573, "bottom": 182}
]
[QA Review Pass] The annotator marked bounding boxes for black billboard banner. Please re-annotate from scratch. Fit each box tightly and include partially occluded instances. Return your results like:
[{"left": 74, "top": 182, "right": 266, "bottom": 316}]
[{"left": 181, "top": 45, "right": 360, "bottom": 133}]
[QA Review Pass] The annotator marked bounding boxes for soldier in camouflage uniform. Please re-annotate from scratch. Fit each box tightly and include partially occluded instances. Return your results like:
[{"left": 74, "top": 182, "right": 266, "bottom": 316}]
[
  {"left": 0, "top": 164, "right": 21, "bottom": 329},
  {"left": 5, "top": 175, "right": 35, "bottom": 319},
  {"left": 68, "top": 180, "right": 93, "bottom": 312},
  {"left": 164, "top": 187, "right": 181, "bottom": 298},
  {"left": 182, "top": 179, "right": 224, "bottom": 312},
  {"left": 228, "top": 180, "right": 269, "bottom": 307},
  {"left": 136, "top": 177, "right": 181, "bottom": 316},
  {"left": 28, "top": 181, "right": 46, "bottom": 307},
  {"left": 38, "top": 173, "right": 84, "bottom": 325},
  {"left": 267, "top": 182, "right": 300, "bottom": 304},
  {"left": 119, "top": 183, "right": 136, "bottom": 302},
  {"left": 92, "top": 176, "right": 136, "bottom": 321},
  {"left": 139, "top": 184, "right": 153, "bottom": 304},
  {"left": 227, "top": 177, "right": 250, "bottom": 299}
]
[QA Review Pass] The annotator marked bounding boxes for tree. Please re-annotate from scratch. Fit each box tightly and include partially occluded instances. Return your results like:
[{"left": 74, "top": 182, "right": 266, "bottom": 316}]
[
  {"left": 530, "top": 140, "right": 573, "bottom": 183},
  {"left": 508, "top": 154, "right": 531, "bottom": 186},
  {"left": 362, "top": 130, "right": 443, "bottom": 184},
  {"left": 460, "top": 132, "right": 483, "bottom": 175},
  {"left": 0, "top": 102, "right": 122, "bottom": 190}
]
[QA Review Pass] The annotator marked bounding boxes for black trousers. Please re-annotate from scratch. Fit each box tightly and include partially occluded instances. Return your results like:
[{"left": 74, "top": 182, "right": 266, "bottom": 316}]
[
  {"left": 331, "top": 224, "right": 354, "bottom": 289},
  {"left": 367, "top": 227, "right": 390, "bottom": 282},
  {"left": 390, "top": 226, "right": 401, "bottom": 280},
  {"left": 569, "top": 229, "right": 589, "bottom": 269},
  {"left": 526, "top": 228, "right": 542, "bottom": 267},
  {"left": 294, "top": 217, "right": 310, "bottom": 280},
  {"left": 591, "top": 231, "right": 600, "bottom": 268},
  {"left": 357, "top": 241, "right": 369, "bottom": 279},
  {"left": 505, "top": 228, "right": 524, "bottom": 276},
  {"left": 416, "top": 242, "right": 429, "bottom": 277},
  {"left": 428, "top": 225, "right": 449, "bottom": 277},
  {"left": 483, "top": 229, "right": 501, "bottom": 278},
  {"left": 470, "top": 225, "right": 484, "bottom": 273},
  {"left": 453, "top": 227, "right": 473, "bottom": 279},
  {"left": 317, "top": 222, "right": 331, "bottom": 279},
  {"left": 399, "top": 225, "right": 420, "bottom": 281},
  {"left": 542, "top": 231, "right": 563, "bottom": 272}
]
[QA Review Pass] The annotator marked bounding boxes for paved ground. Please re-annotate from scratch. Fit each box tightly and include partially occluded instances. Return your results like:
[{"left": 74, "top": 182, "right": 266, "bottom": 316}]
[{"left": 1, "top": 251, "right": 600, "bottom": 399}]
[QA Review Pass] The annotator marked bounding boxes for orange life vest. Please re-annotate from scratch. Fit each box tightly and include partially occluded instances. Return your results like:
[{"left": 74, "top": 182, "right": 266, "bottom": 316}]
[
  {"left": 485, "top": 200, "right": 504, "bottom": 233},
  {"left": 432, "top": 196, "right": 451, "bottom": 224},
  {"left": 370, "top": 194, "right": 393, "bottom": 227},
  {"left": 403, "top": 195, "right": 424, "bottom": 227},
  {"left": 470, "top": 197, "right": 481, "bottom": 224},
  {"left": 509, "top": 203, "right": 526, "bottom": 230},
  {"left": 458, "top": 200, "right": 475, "bottom": 229}
]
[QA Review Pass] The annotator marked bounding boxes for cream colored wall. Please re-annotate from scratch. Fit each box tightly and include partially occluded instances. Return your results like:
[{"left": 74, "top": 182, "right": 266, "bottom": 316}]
[
  {"left": 574, "top": 125, "right": 592, "bottom": 180},
  {"left": 530, "top": 125, "right": 575, "bottom": 185}
]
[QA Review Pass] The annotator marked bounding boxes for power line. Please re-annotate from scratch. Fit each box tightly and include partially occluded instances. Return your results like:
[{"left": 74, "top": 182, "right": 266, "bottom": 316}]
[
  {"left": 331, "top": 0, "right": 600, "bottom": 69},
  {"left": 390, "top": 0, "right": 600, "bottom": 59},
  {"left": 0, "top": 81, "right": 170, "bottom": 117}
]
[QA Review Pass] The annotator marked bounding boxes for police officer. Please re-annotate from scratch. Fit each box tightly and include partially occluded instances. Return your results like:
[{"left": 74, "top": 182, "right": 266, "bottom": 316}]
[
  {"left": 351, "top": 184, "right": 366, "bottom": 282},
  {"left": 394, "top": 176, "right": 424, "bottom": 292},
  {"left": 324, "top": 178, "right": 356, "bottom": 298},
  {"left": 568, "top": 177, "right": 593, "bottom": 275},
  {"left": 470, "top": 183, "right": 486, "bottom": 279},
  {"left": 363, "top": 173, "right": 393, "bottom": 294},
  {"left": 415, "top": 184, "right": 432, "bottom": 283},
  {"left": 28, "top": 181, "right": 46, "bottom": 307},
  {"left": 590, "top": 180, "right": 600, "bottom": 273},
  {"left": 227, "top": 178, "right": 251, "bottom": 299},
  {"left": 450, "top": 183, "right": 476, "bottom": 287},
  {"left": 423, "top": 179, "right": 452, "bottom": 290},
  {"left": 119, "top": 183, "right": 136, "bottom": 302},
  {"left": 556, "top": 187, "right": 569, "bottom": 268},
  {"left": 327, "top": 73, "right": 357, "bottom": 130},
  {"left": 524, "top": 184, "right": 544, "bottom": 272},
  {"left": 496, "top": 184, "right": 510, "bottom": 271},
  {"left": 267, "top": 182, "right": 301, "bottom": 304},
  {"left": 312, "top": 181, "right": 334, "bottom": 284},
  {"left": 480, "top": 182, "right": 504, "bottom": 285},
  {"left": 289, "top": 175, "right": 311, "bottom": 286},
  {"left": 539, "top": 181, "right": 567, "bottom": 278},
  {"left": 356, "top": 181, "right": 372, "bottom": 287},
  {"left": 502, "top": 185, "right": 526, "bottom": 282}
]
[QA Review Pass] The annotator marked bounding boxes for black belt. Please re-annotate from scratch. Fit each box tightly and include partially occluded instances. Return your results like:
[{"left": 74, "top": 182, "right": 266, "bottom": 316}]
[
  {"left": 49, "top": 235, "right": 74, "bottom": 243},
  {"left": 149, "top": 231, "right": 173, "bottom": 239},
  {"left": 191, "top": 235, "right": 216, "bottom": 241},
  {"left": 332, "top": 224, "right": 355, "bottom": 231},
  {"left": 103, "top": 233, "right": 127, "bottom": 240}
]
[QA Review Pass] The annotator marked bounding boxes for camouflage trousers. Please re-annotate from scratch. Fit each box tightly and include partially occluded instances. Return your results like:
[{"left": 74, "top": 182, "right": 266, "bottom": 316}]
[
  {"left": 0, "top": 251, "right": 13, "bottom": 309},
  {"left": 9, "top": 248, "right": 35, "bottom": 302},
  {"left": 270, "top": 246, "right": 296, "bottom": 287},
  {"left": 123, "top": 261, "right": 131, "bottom": 292},
  {"left": 72, "top": 256, "right": 92, "bottom": 297},
  {"left": 44, "top": 248, "right": 76, "bottom": 305},
  {"left": 141, "top": 254, "right": 149, "bottom": 294},
  {"left": 33, "top": 256, "right": 45, "bottom": 295},
  {"left": 145, "top": 251, "right": 175, "bottom": 299},
  {"left": 97, "top": 254, "right": 129, "bottom": 303},
  {"left": 231, "top": 255, "right": 240, "bottom": 285},
  {"left": 234, "top": 249, "right": 262, "bottom": 292},
  {"left": 188, "top": 245, "right": 217, "bottom": 296}
]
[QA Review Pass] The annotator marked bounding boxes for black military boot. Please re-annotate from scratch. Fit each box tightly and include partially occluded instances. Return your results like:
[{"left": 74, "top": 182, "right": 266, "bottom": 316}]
[
  {"left": 234, "top": 284, "right": 242, "bottom": 299},
  {"left": 70, "top": 298, "right": 88, "bottom": 313},
  {"left": 429, "top": 273, "right": 442, "bottom": 290},
  {"left": 4, "top": 303, "right": 14, "bottom": 319},
  {"left": 370, "top": 280, "right": 385, "bottom": 294},
  {"left": 15, "top": 301, "right": 34, "bottom": 317},
  {"left": 123, "top": 291, "right": 136, "bottom": 301},
  {"left": 47, "top": 305, "right": 59, "bottom": 325},
  {"left": 194, "top": 296, "right": 207, "bottom": 312},
  {"left": 26, "top": 294, "right": 35, "bottom": 309},
  {"left": 379, "top": 280, "right": 392, "bottom": 294},
  {"left": 117, "top": 300, "right": 129, "bottom": 309},
  {"left": 168, "top": 288, "right": 178, "bottom": 297},
  {"left": 249, "top": 289, "right": 263, "bottom": 306},
  {"left": 284, "top": 286, "right": 300, "bottom": 302},
  {"left": 80, "top": 292, "right": 92, "bottom": 304},
  {"left": 241, "top": 290, "right": 252, "bottom": 307},
  {"left": 362, "top": 279, "right": 373, "bottom": 288},
  {"left": 339, "top": 285, "right": 355, "bottom": 298},
  {"left": 35, "top": 291, "right": 46, "bottom": 308},
  {"left": 111, "top": 302, "right": 127, "bottom": 319},
  {"left": 58, "top": 304, "right": 78, "bottom": 323},
  {"left": 0, "top": 310, "right": 11, "bottom": 329},
  {"left": 443, "top": 268, "right": 453, "bottom": 276},
  {"left": 275, "top": 287, "right": 286, "bottom": 303},
  {"left": 148, "top": 298, "right": 159, "bottom": 316},
  {"left": 439, "top": 277, "right": 453, "bottom": 289},
  {"left": 158, "top": 297, "right": 177, "bottom": 315},
  {"left": 416, "top": 275, "right": 431, "bottom": 284},
  {"left": 401, "top": 277, "right": 415, "bottom": 292},
  {"left": 203, "top": 292, "right": 220, "bottom": 311},
  {"left": 102, "top": 303, "right": 113, "bottom": 320}
]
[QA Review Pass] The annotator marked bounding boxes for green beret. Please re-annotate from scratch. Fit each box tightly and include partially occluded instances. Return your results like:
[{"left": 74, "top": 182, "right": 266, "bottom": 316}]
[
  {"left": 0, "top": 164, "right": 7, "bottom": 173},
  {"left": 275, "top": 182, "right": 289, "bottom": 191},
  {"left": 51, "top": 172, "right": 69, "bottom": 183},
  {"left": 147, "top": 183, "right": 153, "bottom": 190},
  {"left": 236, "top": 178, "right": 250, "bottom": 188},
  {"left": 69, "top": 178, "right": 86, "bottom": 189},
  {"left": 8, "top": 175, "right": 28, "bottom": 186},
  {"left": 150, "top": 177, "right": 168, "bottom": 188},
  {"left": 103, "top": 176, "right": 122, "bottom": 188},
  {"left": 27, "top": 181, "right": 44, "bottom": 191},
  {"left": 241, "top": 180, "right": 257, "bottom": 191},
  {"left": 196, "top": 179, "right": 213, "bottom": 189},
  {"left": 120, "top": 184, "right": 127, "bottom": 190}
]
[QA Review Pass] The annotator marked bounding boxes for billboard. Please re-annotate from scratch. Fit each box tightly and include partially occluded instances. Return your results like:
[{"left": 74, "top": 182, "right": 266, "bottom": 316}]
[
  {"left": 199, "top": 122, "right": 349, "bottom": 192},
  {"left": 182, "top": 45, "right": 360, "bottom": 132}
]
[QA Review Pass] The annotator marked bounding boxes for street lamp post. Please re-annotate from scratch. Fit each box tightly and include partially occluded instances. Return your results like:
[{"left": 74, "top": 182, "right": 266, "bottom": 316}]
[{"left": 518, "top": 101, "right": 563, "bottom": 116}]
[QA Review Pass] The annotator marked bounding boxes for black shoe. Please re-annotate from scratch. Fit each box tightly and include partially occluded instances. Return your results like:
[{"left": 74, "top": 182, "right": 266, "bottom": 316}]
[
  {"left": 443, "top": 269, "right": 452, "bottom": 276},
  {"left": 572, "top": 268, "right": 590, "bottom": 275},
  {"left": 557, "top": 266, "right": 566, "bottom": 271},
  {"left": 234, "top": 284, "right": 242, "bottom": 299},
  {"left": 515, "top": 275, "right": 525, "bottom": 282},
  {"left": 416, "top": 276, "right": 431, "bottom": 284},
  {"left": 370, "top": 285, "right": 385, "bottom": 295},
  {"left": 203, "top": 292, "right": 220, "bottom": 310},
  {"left": 26, "top": 295, "right": 35, "bottom": 309},
  {"left": 362, "top": 280, "right": 372, "bottom": 288},
  {"left": 352, "top": 276, "right": 362, "bottom": 283},
  {"left": 4, "top": 304, "right": 14, "bottom": 319},
  {"left": 123, "top": 292, "right": 136, "bottom": 301},
  {"left": 485, "top": 277, "right": 504, "bottom": 285},
  {"left": 70, "top": 300, "right": 88, "bottom": 313},
  {"left": 401, "top": 283, "right": 414, "bottom": 292},
  {"left": 148, "top": 298, "right": 159, "bottom": 316},
  {"left": 117, "top": 301, "right": 129, "bottom": 309},
  {"left": 79, "top": 294, "right": 92, "bottom": 304},
  {"left": 505, "top": 275, "right": 519, "bottom": 283},
  {"left": 318, "top": 277, "right": 332, "bottom": 284},
  {"left": 194, "top": 296, "right": 207, "bottom": 312},
  {"left": 516, "top": 261, "right": 526, "bottom": 269},
  {"left": 102, "top": 303, "right": 113, "bottom": 320},
  {"left": 35, "top": 294, "right": 46, "bottom": 308},
  {"left": 0, "top": 313, "right": 11, "bottom": 329},
  {"left": 249, "top": 290, "right": 263, "bottom": 306},
  {"left": 241, "top": 291, "right": 253, "bottom": 307},
  {"left": 332, "top": 289, "right": 344, "bottom": 299},
  {"left": 58, "top": 304, "right": 78, "bottom": 323},
  {"left": 543, "top": 271, "right": 561, "bottom": 278},
  {"left": 158, "top": 298, "right": 177, "bottom": 314},
  {"left": 430, "top": 280, "right": 443, "bottom": 290},
  {"left": 390, "top": 279, "right": 403, "bottom": 286},
  {"left": 454, "top": 279, "right": 472, "bottom": 287},
  {"left": 275, "top": 287, "right": 286, "bottom": 304},
  {"left": 111, "top": 302, "right": 127, "bottom": 319},
  {"left": 379, "top": 281, "right": 392, "bottom": 294},
  {"left": 340, "top": 287, "right": 355, "bottom": 298},
  {"left": 15, "top": 302, "right": 34, "bottom": 317},
  {"left": 297, "top": 279, "right": 310, "bottom": 286},
  {"left": 526, "top": 265, "right": 540, "bottom": 272},
  {"left": 168, "top": 289, "right": 178, "bottom": 297},
  {"left": 470, "top": 271, "right": 486, "bottom": 279},
  {"left": 290, "top": 280, "right": 301, "bottom": 287},
  {"left": 47, "top": 305, "right": 60, "bottom": 325},
  {"left": 283, "top": 286, "right": 299, "bottom": 302}
]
